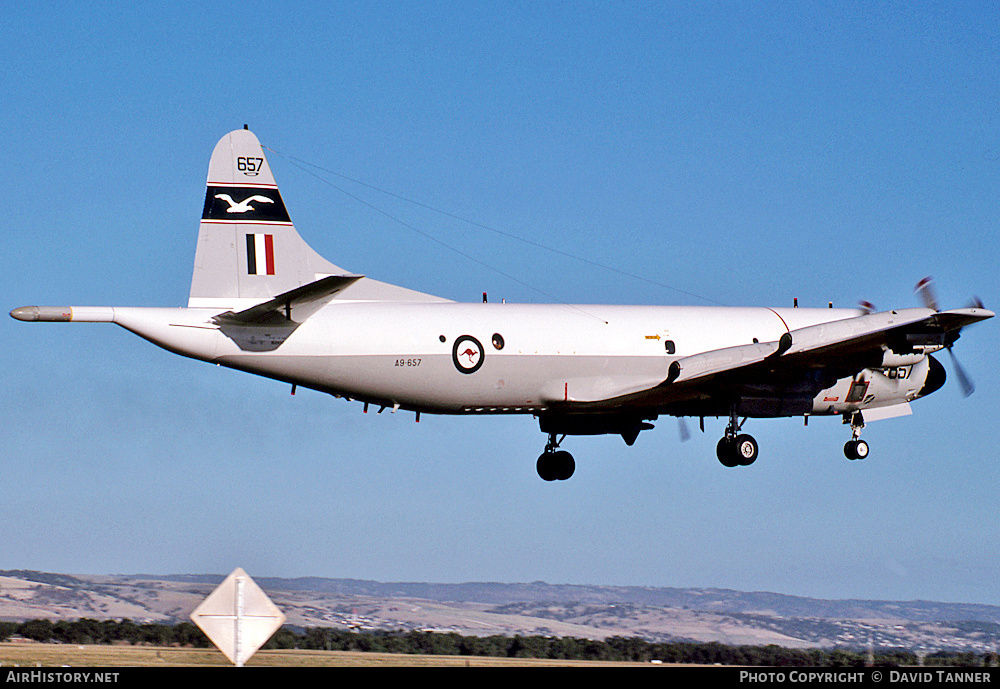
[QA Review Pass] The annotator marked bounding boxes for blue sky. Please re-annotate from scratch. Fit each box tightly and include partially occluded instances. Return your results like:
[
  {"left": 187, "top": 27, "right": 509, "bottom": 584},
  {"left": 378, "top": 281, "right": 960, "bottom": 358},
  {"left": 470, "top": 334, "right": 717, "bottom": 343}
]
[{"left": 3, "top": 2, "right": 999, "bottom": 605}]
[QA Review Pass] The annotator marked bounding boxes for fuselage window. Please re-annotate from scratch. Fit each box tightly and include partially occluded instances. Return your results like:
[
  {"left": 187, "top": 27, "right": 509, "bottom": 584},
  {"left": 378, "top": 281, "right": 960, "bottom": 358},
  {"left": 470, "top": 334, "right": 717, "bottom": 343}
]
[{"left": 664, "top": 340, "right": 676, "bottom": 355}]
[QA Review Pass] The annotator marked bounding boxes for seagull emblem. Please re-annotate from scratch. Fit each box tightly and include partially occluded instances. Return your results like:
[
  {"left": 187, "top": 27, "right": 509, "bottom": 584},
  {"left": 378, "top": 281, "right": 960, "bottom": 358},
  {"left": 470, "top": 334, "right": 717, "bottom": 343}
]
[{"left": 214, "top": 193, "right": 274, "bottom": 213}]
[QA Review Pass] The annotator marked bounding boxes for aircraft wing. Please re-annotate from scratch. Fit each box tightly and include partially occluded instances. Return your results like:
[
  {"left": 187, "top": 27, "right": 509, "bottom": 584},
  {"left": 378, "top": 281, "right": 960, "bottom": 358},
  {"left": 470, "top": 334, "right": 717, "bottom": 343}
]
[{"left": 575, "top": 306, "right": 994, "bottom": 412}]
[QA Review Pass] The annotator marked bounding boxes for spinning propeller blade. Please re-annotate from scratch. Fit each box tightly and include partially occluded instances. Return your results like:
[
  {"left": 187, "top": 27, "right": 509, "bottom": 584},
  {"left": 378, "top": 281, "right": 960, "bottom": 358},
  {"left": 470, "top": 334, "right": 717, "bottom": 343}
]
[
  {"left": 678, "top": 417, "right": 691, "bottom": 442},
  {"left": 947, "top": 346, "right": 976, "bottom": 398},
  {"left": 914, "top": 276, "right": 939, "bottom": 311},
  {"left": 914, "top": 277, "right": 983, "bottom": 397}
]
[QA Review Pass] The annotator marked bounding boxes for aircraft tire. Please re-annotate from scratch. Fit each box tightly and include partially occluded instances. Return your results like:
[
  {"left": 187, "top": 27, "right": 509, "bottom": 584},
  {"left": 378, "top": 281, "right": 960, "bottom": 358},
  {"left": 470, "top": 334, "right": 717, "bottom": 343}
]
[
  {"left": 717, "top": 438, "right": 740, "bottom": 468},
  {"left": 553, "top": 450, "right": 575, "bottom": 480},
  {"left": 538, "top": 450, "right": 575, "bottom": 481},
  {"left": 845, "top": 440, "right": 869, "bottom": 460},
  {"left": 735, "top": 434, "right": 758, "bottom": 466},
  {"left": 536, "top": 453, "right": 558, "bottom": 481},
  {"left": 854, "top": 439, "right": 869, "bottom": 459}
]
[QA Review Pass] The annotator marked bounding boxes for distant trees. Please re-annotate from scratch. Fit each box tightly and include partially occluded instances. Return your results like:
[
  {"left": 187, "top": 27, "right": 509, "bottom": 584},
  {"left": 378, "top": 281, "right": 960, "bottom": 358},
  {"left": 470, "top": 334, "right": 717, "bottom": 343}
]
[
  {"left": 1, "top": 618, "right": 210, "bottom": 647},
  {"left": 0, "top": 618, "right": 991, "bottom": 666}
]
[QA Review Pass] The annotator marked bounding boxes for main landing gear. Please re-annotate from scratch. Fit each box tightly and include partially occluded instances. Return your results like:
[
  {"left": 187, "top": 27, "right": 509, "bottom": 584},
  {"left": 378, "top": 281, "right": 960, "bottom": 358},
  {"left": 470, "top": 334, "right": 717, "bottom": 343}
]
[
  {"left": 717, "top": 405, "right": 758, "bottom": 468},
  {"left": 844, "top": 411, "right": 869, "bottom": 460},
  {"left": 536, "top": 433, "right": 575, "bottom": 481}
]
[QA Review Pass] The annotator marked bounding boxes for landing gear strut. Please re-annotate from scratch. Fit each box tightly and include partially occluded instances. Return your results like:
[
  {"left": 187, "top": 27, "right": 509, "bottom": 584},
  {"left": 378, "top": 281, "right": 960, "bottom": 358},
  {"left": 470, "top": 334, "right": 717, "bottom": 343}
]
[
  {"left": 536, "top": 433, "right": 575, "bottom": 481},
  {"left": 844, "top": 411, "right": 869, "bottom": 460},
  {"left": 717, "top": 404, "right": 758, "bottom": 467}
]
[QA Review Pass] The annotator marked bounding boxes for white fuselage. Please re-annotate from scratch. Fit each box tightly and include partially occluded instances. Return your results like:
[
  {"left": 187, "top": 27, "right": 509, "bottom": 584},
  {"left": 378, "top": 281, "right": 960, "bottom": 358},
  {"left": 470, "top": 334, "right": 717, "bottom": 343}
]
[{"left": 108, "top": 302, "right": 931, "bottom": 418}]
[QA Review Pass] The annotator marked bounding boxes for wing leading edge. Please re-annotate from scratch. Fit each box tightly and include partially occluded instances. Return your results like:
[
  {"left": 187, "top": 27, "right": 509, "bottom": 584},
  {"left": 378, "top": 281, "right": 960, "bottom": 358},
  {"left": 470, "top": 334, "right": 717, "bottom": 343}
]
[{"left": 574, "top": 306, "right": 993, "bottom": 413}]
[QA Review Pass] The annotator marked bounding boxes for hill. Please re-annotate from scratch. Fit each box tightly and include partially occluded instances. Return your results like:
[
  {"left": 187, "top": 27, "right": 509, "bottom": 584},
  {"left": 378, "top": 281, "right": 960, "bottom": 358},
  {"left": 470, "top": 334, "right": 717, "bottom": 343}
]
[{"left": 1, "top": 570, "right": 997, "bottom": 653}]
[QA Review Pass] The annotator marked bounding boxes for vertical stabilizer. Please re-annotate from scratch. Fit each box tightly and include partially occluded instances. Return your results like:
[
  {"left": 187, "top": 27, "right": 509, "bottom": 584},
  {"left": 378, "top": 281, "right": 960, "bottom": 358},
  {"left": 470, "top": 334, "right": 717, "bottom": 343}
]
[{"left": 189, "top": 128, "right": 446, "bottom": 308}]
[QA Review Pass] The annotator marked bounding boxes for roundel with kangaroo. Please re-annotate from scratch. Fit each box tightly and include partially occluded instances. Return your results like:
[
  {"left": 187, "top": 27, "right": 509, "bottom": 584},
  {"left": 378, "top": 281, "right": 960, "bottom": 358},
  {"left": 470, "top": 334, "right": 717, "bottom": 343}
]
[{"left": 452, "top": 335, "right": 485, "bottom": 374}]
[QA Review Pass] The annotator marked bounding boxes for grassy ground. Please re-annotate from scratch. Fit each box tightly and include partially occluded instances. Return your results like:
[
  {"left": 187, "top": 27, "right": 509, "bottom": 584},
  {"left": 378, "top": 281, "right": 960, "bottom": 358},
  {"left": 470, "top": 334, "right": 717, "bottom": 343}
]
[{"left": 0, "top": 643, "right": 659, "bottom": 667}]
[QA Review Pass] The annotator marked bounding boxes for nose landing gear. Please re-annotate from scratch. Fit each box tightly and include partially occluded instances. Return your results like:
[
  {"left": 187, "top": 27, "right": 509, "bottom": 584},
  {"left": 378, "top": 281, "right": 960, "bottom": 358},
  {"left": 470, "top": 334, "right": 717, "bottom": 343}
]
[
  {"left": 844, "top": 411, "right": 869, "bottom": 460},
  {"left": 536, "top": 433, "right": 575, "bottom": 481}
]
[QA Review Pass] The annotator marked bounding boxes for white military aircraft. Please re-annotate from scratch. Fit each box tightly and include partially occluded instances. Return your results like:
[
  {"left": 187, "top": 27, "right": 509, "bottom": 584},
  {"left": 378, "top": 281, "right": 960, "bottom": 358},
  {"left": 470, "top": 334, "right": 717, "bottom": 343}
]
[{"left": 11, "top": 128, "right": 993, "bottom": 480}]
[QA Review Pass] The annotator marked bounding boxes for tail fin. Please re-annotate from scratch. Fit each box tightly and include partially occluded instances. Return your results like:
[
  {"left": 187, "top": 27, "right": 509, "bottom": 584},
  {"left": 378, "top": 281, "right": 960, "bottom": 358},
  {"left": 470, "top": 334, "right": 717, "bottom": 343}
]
[{"left": 189, "top": 128, "right": 446, "bottom": 308}]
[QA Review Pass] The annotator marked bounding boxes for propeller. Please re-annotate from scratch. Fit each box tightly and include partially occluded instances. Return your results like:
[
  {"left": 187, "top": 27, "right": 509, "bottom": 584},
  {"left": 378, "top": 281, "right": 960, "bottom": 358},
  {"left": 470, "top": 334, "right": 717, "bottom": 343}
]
[
  {"left": 859, "top": 300, "right": 876, "bottom": 315},
  {"left": 914, "top": 276, "right": 980, "bottom": 397},
  {"left": 914, "top": 276, "right": 940, "bottom": 311},
  {"left": 678, "top": 417, "right": 691, "bottom": 442},
  {"left": 946, "top": 347, "right": 976, "bottom": 397}
]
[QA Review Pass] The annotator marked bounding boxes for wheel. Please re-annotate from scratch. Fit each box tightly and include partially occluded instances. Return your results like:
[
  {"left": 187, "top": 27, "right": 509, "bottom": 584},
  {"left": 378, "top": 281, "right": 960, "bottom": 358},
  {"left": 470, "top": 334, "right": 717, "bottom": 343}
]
[
  {"left": 553, "top": 450, "right": 575, "bottom": 480},
  {"left": 844, "top": 439, "right": 870, "bottom": 460},
  {"left": 854, "top": 439, "right": 869, "bottom": 459},
  {"left": 536, "top": 452, "right": 558, "bottom": 481},
  {"left": 717, "top": 437, "right": 739, "bottom": 467},
  {"left": 734, "top": 434, "right": 758, "bottom": 466}
]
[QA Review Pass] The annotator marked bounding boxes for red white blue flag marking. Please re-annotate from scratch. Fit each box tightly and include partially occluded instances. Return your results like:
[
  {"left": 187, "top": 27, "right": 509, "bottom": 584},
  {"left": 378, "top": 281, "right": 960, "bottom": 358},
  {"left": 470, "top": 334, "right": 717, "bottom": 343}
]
[{"left": 246, "top": 234, "right": 275, "bottom": 275}]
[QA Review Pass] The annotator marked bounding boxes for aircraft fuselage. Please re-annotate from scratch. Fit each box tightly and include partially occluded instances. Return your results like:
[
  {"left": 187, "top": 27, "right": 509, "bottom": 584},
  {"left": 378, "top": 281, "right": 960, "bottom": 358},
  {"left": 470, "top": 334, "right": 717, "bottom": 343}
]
[{"left": 101, "top": 301, "right": 932, "bottom": 420}]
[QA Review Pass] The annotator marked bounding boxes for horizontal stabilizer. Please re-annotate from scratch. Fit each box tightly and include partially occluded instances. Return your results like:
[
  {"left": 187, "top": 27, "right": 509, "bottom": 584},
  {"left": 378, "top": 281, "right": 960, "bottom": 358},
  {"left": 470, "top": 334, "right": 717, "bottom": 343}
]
[{"left": 212, "top": 274, "right": 363, "bottom": 325}]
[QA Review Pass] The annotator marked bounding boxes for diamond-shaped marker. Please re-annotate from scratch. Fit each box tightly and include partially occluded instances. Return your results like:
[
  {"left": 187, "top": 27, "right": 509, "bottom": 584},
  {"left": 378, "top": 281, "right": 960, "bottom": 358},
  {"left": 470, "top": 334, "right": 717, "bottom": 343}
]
[{"left": 190, "top": 567, "right": 286, "bottom": 666}]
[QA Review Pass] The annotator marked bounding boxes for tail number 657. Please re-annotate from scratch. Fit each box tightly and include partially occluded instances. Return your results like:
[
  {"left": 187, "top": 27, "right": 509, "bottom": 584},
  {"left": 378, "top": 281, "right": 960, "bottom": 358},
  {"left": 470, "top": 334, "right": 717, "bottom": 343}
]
[{"left": 238, "top": 157, "right": 264, "bottom": 176}]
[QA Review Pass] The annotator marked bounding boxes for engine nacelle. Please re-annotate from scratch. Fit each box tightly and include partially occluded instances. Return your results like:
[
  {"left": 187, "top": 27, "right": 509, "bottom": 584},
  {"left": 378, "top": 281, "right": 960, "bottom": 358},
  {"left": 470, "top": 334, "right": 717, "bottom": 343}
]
[
  {"left": 879, "top": 350, "right": 932, "bottom": 368},
  {"left": 811, "top": 354, "right": 945, "bottom": 416}
]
